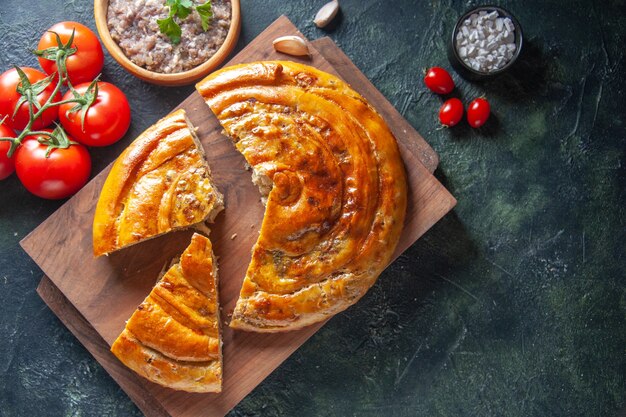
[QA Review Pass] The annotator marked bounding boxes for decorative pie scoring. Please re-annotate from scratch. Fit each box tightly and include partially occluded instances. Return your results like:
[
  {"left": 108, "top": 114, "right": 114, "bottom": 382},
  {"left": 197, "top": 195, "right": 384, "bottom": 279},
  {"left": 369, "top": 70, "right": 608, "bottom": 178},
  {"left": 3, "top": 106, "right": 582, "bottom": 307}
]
[
  {"left": 92, "top": 109, "right": 223, "bottom": 257},
  {"left": 110, "top": 233, "right": 223, "bottom": 392},
  {"left": 196, "top": 61, "right": 408, "bottom": 332}
]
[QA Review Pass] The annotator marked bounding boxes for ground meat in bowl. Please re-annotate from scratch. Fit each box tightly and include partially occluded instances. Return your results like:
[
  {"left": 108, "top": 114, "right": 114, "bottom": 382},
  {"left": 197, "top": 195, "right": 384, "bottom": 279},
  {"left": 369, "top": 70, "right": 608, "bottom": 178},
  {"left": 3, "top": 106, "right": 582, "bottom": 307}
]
[{"left": 107, "top": 0, "right": 232, "bottom": 74}]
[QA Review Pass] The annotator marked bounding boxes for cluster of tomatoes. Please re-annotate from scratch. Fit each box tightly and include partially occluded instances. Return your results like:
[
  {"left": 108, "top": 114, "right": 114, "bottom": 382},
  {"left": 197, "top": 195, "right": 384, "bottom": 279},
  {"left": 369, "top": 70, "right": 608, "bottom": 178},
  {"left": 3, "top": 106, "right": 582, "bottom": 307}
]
[
  {"left": 0, "top": 22, "right": 131, "bottom": 199},
  {"left": 423, "top": 67, "right": 491, "bottom": 128}
]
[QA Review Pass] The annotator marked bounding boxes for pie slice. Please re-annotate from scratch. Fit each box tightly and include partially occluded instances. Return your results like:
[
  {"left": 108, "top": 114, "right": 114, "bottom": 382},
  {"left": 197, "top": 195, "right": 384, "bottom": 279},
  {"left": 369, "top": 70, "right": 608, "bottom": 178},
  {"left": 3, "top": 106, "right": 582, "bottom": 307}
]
[
  {"left": 196, "top": 61, "right": 408, "bottom": 332},
  {"left": 110, "top": 233, "right": 222, "bottom": 392},
  {"left": 93, "top": 109, "right": 223, "bottom": 257}
]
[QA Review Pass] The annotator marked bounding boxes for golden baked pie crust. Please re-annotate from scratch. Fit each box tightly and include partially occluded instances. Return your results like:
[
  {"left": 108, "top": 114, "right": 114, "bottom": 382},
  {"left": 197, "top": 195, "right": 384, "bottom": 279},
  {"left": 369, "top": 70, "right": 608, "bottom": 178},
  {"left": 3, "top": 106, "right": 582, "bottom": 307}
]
[
  {"left": 196, "top": 61, "right": 408, "bottom": 332},
  {"left": 110, "top": 233, "right": 222, "bottom": 393},
  {"left": 93, "top": 109, "right": 223, "bottom": 257}
]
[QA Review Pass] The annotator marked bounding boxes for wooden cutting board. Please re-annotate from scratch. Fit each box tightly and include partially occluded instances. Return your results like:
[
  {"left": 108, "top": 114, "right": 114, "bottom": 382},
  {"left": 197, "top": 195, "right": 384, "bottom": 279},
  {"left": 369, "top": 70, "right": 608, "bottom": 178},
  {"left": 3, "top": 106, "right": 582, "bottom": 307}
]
[{"left": 22, "top": 16, "right": 456, "bottom": 417}]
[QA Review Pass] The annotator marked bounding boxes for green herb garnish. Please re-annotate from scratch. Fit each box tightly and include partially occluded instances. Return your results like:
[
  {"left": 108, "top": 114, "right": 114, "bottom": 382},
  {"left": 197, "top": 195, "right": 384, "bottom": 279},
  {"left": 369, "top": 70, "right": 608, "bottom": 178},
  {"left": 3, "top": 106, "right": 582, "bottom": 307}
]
[
  {"left": 195, "top": 2, "right": 214, "bottom": 31},
  {"left": 157, "top": 0, "right": 213, "bottom": 44}
]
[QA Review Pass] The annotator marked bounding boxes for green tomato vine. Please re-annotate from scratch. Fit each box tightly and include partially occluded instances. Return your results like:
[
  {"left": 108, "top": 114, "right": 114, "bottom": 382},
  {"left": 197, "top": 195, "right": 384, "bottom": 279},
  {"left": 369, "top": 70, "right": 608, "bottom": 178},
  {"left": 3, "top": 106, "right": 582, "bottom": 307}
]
[{"left": 0, "top": 30, "right": 100, "bottom": 158}]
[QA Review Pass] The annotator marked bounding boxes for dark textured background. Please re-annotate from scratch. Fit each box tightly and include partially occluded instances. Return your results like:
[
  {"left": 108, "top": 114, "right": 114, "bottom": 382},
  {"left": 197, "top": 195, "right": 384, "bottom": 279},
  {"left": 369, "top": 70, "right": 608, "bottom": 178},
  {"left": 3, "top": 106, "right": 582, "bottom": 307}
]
[{"left": 1, "top": 0, "right": 625, "bottom": 416}]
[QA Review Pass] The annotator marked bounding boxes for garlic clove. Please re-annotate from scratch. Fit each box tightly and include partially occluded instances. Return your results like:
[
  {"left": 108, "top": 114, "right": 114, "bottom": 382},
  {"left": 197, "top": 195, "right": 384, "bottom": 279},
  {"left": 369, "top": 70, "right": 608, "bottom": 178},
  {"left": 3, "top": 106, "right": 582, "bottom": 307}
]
[
  {"left": 314, "top": 0, "right": 340, "bottom": 28},
  {"left": 272, "top": 35, "right": 310, "bottom": 57}
]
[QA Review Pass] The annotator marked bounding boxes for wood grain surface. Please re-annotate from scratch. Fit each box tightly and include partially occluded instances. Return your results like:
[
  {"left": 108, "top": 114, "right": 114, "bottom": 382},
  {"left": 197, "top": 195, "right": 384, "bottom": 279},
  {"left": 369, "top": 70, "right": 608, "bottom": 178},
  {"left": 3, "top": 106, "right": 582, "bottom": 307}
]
[
  {"left": 23, "top": 17, "right": 456, "bottom": 417},
  {"left": 36, "top": 276, "right": 170, "bottom": 417}
]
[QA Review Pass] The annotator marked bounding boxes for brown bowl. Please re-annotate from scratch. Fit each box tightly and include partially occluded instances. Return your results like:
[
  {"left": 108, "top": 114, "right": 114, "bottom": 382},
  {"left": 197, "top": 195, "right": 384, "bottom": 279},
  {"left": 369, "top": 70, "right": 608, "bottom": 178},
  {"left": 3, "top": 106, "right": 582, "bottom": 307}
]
[{"left": 94, "top": 0, "right": 241, "bottom": 86}]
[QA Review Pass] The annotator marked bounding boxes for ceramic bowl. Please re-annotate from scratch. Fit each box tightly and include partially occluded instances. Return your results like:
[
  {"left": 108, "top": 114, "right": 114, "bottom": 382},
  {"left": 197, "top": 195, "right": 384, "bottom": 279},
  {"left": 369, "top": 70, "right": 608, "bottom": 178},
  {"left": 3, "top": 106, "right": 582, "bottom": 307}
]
[
  {"left": 94, "top": 0, "right": 241, "bottom": 86},
  {"left": 448, "top": 5, "right": 523, "bottom": 80}
]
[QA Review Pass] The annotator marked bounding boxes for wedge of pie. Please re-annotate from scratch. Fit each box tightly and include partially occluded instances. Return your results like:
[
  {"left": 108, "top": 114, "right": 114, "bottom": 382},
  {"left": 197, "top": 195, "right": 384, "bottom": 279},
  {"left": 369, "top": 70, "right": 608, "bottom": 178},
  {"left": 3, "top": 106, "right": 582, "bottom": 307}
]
[
  {"left": 110, "top": 233, "right": 222, "bottom": 392},
  {"left": 196, "top": 61, "right": 408, "bottom": 332},
  {"left": 93, "top": 109, "right": 223, "bottom": 257}
]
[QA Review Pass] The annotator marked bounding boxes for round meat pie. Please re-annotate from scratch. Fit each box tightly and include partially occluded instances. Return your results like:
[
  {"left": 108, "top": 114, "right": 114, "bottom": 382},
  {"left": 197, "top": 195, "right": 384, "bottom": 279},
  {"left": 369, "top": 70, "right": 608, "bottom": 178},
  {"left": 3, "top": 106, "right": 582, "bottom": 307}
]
[{"left": 196, "top": 61, "right": 407, "bottom": 332}]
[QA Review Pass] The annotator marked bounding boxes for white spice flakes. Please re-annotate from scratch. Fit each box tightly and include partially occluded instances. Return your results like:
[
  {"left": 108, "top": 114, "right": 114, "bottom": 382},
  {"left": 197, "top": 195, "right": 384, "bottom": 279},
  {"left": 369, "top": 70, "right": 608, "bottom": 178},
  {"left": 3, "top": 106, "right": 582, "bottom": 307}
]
[{"left": 455, "top": 10, "right": 518, "bottom": 73}]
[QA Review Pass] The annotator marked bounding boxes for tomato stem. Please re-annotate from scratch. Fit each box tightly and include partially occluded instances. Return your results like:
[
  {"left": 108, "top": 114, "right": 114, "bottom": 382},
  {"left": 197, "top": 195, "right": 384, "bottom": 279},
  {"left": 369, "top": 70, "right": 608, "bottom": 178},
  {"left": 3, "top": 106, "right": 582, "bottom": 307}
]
[
  {"left": 3, "top": 30, "right": 99, "bottom": 159},
  {"left": 28, "top": 130, "right": 55, "bottom": 137}
]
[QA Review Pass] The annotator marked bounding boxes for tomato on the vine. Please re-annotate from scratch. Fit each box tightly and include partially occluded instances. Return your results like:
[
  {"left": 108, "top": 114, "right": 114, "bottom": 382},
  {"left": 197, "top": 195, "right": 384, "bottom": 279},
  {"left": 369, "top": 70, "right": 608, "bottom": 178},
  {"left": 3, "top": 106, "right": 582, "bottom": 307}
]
[
  {"left": 37, "top": 22, "right": 104, "bottom": 85},
  {"left": 15, "top": 129, "right": 91, "bottom": 199},
  {"left": 424, "top": 67, "right": 455, "bottom": 95},
  {"left": 59, "top": 81, "right": 131, "bottom": 147},
  {"left": 439, "top": 98, "right": 464, "bottom": 127},
  {"left": 0, "top": 67, "right": 60, "bottom": 131},
  {"left": 467, "top": 97, "right": 491, "bottom": 128},
  {"left": 0, "top": 124, "right": 17, "bottom": 180}
]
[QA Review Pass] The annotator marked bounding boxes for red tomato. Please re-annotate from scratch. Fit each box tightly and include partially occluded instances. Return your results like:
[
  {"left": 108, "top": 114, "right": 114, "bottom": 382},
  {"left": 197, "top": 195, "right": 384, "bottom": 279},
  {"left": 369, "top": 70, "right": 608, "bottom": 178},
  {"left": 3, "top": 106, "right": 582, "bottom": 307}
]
[
  {"left": 37, "top": 22, "right": 104, "bottom": 85},
  {"left": 424, "top": 67, "right": 455, "bottom": 95},
  {"left": 59, "top": 82, "right": 131, "bottom": 147},
  {"left": 0, "top": 124, "right": 17, "bottom": 179},
  {"left": 0, "top": 67, "right": 60, "bottom": 131},
  {"left": 467, "top": 97, "right": 491, "bottom": 128},
  {"left": 439, "top": 98, "right": 464, "bottom": 127},
  {"left": 15, "top": 130, "right": 91, "bottom": 199}
]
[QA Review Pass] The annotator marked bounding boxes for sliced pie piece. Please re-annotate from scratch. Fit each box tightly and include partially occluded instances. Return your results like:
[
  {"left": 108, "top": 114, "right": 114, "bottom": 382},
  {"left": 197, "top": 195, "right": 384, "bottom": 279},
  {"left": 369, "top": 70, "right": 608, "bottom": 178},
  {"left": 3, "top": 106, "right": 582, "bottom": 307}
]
[
  {"left": 111, "top": 233, "right": 222, "bottom": 392},
  {"left": 93, "top": 109, "right": 223, "bottom": 257},
  {"left": 196, "top": 61, "right": 408, "bottom": 332}
]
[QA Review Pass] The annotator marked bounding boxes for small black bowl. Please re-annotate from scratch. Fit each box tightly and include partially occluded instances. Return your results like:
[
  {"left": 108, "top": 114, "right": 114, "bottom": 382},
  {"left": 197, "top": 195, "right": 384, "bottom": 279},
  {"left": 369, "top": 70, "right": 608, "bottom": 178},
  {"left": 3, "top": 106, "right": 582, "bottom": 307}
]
[{"left": 448, "top": 5, "right": 523, "bottom": 80}]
